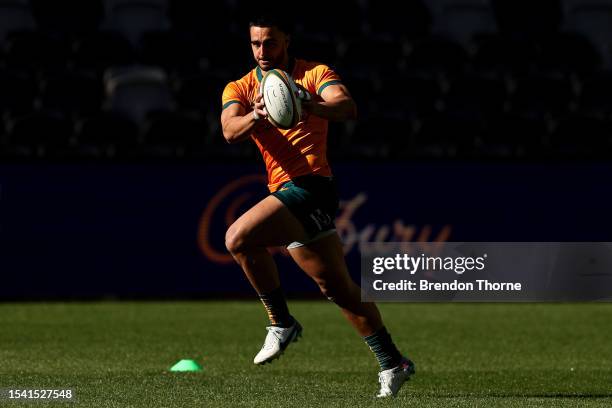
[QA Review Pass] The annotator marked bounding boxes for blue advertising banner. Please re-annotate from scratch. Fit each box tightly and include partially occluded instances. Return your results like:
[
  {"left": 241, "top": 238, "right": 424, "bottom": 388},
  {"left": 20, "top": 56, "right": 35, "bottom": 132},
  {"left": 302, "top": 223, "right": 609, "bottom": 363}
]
[{"left": 1, "top": 163, "right": 611, "bottom": 299}]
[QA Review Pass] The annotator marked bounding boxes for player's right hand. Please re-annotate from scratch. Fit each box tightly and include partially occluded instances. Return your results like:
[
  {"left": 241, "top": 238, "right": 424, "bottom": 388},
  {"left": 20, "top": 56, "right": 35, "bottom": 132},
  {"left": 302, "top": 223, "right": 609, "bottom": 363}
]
[{"left": 253, "top": 92, "right": 267, "bottom": 120}]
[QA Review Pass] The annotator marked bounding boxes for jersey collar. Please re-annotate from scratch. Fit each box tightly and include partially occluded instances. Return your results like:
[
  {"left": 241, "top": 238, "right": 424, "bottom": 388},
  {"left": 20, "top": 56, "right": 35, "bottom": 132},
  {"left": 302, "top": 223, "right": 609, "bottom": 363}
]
[{"left": 255, "top": 57, "right": 296, "bottom": 83}]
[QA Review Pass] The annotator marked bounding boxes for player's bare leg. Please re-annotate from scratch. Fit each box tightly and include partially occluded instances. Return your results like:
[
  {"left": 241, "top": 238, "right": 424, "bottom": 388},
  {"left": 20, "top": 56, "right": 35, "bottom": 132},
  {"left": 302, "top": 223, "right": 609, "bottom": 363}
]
[
  {"left": 288, "top": 233, "right": 415, "bottom": 397},
  {"left": 225, "top": 195, "right": 310, "bottom": 292},
  {"left": 225, "top": 195, "right": 309, "bottom": 364},
  {"left": 287, "top": 233, "right": 382, "bottom": 336}
]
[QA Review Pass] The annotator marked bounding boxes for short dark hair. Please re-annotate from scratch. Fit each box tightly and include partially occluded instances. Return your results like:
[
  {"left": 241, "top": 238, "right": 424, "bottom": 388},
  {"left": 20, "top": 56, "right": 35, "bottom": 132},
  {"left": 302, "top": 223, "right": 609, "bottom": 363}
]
[{"left": 248, "top": 8, "right": 293, "bottom": 36}]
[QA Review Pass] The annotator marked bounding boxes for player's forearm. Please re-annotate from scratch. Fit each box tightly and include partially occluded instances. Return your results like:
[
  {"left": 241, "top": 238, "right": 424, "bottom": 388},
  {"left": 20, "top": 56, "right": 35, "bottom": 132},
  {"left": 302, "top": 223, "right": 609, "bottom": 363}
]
[
  {"left": 222, "top": 113, "right": 258, "bottom": 144},
  {"left": 308, "top": 97, "right": 357, "bottom": 121}
]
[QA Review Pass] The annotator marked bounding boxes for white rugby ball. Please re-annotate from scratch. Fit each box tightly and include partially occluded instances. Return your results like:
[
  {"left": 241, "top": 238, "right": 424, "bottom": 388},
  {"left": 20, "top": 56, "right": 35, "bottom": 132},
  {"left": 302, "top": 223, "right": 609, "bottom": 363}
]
[{"left": 261, "top": 69, "right": 301, "bottom": 129}]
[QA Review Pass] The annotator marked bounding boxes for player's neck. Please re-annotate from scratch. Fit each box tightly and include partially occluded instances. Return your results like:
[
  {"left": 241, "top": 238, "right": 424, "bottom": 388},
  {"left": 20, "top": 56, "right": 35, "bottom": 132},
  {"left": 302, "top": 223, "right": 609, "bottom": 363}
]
[
  {"left": 261, "top": 55, "right": 293, "bottom": 74},
  {"left": 279, "top": 55, "right": 290, "bottom": 71},
  {"left": 280, "top": 55, "right": 294, "bottom": 74}
]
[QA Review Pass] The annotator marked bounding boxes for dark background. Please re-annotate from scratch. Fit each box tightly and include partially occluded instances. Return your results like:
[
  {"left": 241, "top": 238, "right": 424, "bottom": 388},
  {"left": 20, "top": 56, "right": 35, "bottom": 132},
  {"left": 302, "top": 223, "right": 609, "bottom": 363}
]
[
  {"left": 1, "top": 0, "right": 611, "bottom": 299},
  {"left": 0, "top": 0, "right": 611, "bottom": 162}
]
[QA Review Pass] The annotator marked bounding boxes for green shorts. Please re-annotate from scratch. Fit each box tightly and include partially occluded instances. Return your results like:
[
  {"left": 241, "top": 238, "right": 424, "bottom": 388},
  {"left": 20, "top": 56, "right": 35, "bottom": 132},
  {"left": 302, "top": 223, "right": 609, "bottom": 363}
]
[{"left": 271, "top": 175, "right": 339, "bottom": 248}]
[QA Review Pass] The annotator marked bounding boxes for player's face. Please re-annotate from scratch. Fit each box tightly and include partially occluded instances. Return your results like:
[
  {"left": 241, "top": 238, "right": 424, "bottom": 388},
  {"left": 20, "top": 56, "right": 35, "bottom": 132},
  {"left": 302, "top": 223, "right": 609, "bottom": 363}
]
[{"left": 250, "top": 26, "right": 289, "bottom": 71}]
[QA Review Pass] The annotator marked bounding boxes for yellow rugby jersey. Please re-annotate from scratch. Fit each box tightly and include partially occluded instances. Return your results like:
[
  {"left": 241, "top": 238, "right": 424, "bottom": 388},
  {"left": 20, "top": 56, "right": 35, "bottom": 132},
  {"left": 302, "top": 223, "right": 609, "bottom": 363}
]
[{"left": 221, "top": 58, "right": 342, "bottom": 192}]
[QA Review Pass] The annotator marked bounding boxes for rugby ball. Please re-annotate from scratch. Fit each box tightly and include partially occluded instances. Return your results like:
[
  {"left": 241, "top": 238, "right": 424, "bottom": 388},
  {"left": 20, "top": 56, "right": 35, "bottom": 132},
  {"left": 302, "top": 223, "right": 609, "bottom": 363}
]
[{"left": 261, "top": 69, "right": 301, "bottom": 129}]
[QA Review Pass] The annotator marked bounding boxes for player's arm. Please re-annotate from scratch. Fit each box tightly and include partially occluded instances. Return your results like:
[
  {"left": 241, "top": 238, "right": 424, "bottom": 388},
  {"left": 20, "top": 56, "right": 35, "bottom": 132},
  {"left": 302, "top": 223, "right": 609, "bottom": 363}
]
[
  {"left": 301, "top": 84, "right": 357, "bottom": 121},
  {"left": 221, "top": 93, "right": 268, "bottom": 144}
]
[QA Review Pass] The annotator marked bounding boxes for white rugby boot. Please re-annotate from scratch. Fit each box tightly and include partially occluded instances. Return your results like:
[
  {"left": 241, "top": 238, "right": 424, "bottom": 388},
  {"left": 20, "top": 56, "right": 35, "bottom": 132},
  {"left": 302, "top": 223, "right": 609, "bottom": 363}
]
[
  {"left": 253, "top": 320, "right": 303, "bottom": 365},
  {"left": 376, "top": 358, "right": 415, "bottom": 398}
]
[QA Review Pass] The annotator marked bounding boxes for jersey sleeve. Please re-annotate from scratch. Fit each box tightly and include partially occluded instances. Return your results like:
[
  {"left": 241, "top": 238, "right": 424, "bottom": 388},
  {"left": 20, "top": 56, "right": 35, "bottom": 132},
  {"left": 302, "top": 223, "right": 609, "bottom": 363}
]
[
  {"left": 221, "top": 81, "right": 249, "bottom": 110},
  {"left": 312, "top": 64, "right": 342, "bottom": 96}
]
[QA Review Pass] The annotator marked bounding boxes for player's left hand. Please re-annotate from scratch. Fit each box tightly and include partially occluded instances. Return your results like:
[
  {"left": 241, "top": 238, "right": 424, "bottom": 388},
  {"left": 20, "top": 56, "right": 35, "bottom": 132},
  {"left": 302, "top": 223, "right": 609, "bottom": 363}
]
[{"left": 293, "top": 84, "right": 313, "bottom": 112}]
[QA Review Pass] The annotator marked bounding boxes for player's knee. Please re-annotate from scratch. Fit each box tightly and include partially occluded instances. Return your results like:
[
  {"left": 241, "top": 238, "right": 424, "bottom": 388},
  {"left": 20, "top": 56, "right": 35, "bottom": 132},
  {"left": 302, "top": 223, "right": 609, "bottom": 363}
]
[{"left": 225, "top": 226, "right": 247, "bottom": 255}]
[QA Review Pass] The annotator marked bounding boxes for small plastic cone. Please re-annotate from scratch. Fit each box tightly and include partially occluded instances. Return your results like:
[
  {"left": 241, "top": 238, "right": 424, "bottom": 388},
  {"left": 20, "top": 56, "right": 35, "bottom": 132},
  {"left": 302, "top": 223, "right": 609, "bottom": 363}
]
[{"left": 170, "top": 359, "right": 202, "bottom": 372}]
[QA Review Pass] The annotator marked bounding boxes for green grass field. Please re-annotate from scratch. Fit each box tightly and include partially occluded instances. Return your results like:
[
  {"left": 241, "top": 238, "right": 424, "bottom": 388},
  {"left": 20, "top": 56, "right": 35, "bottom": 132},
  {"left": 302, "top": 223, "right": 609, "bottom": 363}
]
[{"left": 1, "top": 301, "right": 611, "bottom": 407}]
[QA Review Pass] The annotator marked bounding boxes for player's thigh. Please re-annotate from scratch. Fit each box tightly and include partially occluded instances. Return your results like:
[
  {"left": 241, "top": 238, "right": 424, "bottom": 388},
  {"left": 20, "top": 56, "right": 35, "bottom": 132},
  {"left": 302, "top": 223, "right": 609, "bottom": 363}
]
[
  {"left": 226, "top": 195, "right": 310, "bottom": 250},
  {"left": 288, "top": 232, "right": 351, "bottom": 285}
]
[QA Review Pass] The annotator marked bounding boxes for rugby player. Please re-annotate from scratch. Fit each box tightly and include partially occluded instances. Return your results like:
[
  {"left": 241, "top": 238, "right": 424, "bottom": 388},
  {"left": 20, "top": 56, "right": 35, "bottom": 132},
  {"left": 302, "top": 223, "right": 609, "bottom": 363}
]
[{"left": 220, "top": 11, "right": 415, "bottom": 397}]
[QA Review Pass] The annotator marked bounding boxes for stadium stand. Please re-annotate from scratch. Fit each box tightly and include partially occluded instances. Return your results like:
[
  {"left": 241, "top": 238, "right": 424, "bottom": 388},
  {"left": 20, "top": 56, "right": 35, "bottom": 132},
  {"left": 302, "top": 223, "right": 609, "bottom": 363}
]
[
  {"left": 103, "top": 65, "right": 175, "bottom": 123},
  {"left": 562, "top": 0, "right": 612, "bottom": 67},
  {"left": 0, "top": 0, "right": 35, "bottom": 42},
  {"left": 0, "top": 0, "right": 611, "bottom": 161},
  {"left": 100, "top": 0, "right": 171, "bottom": 46},
  {"left": 30, "top": 0, "right": 103, "bottom": 37},
  {"left": 74, "top": 111, "right": 140, "bottom": 159},
  {"left": 430, "top": 0, "right": 498, "bottom": 47}
]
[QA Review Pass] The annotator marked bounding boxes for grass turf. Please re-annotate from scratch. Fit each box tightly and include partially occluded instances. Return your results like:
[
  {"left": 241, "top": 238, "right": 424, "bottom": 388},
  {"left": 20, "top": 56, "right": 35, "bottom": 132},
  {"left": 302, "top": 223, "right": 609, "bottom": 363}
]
[{"left": 0, "top": 301, "right": 611, "bottom": 407}]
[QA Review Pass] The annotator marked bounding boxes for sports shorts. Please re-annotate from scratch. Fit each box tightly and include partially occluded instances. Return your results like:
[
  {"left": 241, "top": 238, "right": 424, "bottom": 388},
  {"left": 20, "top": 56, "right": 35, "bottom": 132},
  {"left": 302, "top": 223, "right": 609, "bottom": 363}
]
[{"left": 271, "top": 175, "right": 339, "bottom": 249}]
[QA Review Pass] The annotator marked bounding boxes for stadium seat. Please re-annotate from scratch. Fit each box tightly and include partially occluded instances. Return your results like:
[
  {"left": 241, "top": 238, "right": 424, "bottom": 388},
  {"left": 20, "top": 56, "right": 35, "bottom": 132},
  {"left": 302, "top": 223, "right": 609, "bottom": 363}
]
[
  {"left": 341, "top": 74, "right": 378, "bottom": 119},
  {"left": 562, "top": 0, "right": 612, "bottom": 6},
  {"left": 432, "top": 1, "right": 498, "bottom": 47},
  {"left": 4, "top": 31, "right": 71, "bottom": 73},
  {"left": 30, "top": 0, "right": 103, "bottom": 37},
  {"left": 101, "top": 0, "right": 170, "bottom": 46},
  {"left": 291, "top": 35, "right": 340, "bottom": 68},
  {"left": 326, "top": 121, "right": 351, "bottom": 159},
  {"left": 379, "top": 74, "right": 443, "bottom": 117},
  {"left": 202, "top": 34, "right": 253, "bottom": 77},
  {"left": 0, "top": 116, "right": 6, "bottom": 150},
  {"left": 139, "top": 30, "right": 206, "bottom": 75},
  {"left": 39, "top": 72, "right": 103, "bottom": 116},
  {"left": 413, "top": 114, "right": 482, "bottom": 158},
  {"left": 342, "top": 36, "right": 406, "bottom": 74},
  {"left": 536, "top": 32, "right": 602, "bottom": 74},
  {"left": 103, "top": 65, "right": 175, "bottom": 123},
  {"left": 491, "top": 0, "right": 563, "bottom": 39},
  {"left": 298, "top": 0, "right": 364, "bottom": 38},
  {"left": 471, "top": 34, "right": 538, "bottom": 74},
  {"left": 167, "top": 0, "right": 231, "bottom": 36},
  {"left": 0, "top": 69, "right": 37, "bottom": 115},
  {"left": 483, "top": 114, "right": 550, "bottom": 158},
  {"left": 366, "top": 0, "right": 432, "bottom": 38},
  {"left": 141, "top": 111, "right": 206, "bottom": 158},
  {"left": 73, "top": 31, "right": 136, "bottom": 75},
  {"left": 383, "top": 117, "right": 419, "bottom": 159},
  {"left": 174, "top": 73, "right": 231, "bottom": 115},
  {"left": 577, "top": 72, "right": 612, "bottom": 115},
  {"left": 5, "top": 111, "right": 73, "bottom": 158},
  {"left": 443, "top": 74, "right": 508, "bottom": 118},
  {"left": 509, "top": 75, "right": 575, "bottom": 117},
  {"left": 562, "top": 1, "right": 612, "bottom": 67},
  {"left": 351, "top": 117, "right": 411, "bottom": 159},
  {"left": 74, "top": 111, "right": 140, "bottom": 158},
  {"left": 405, "top": 36, "right": 468, "bottom": 75},
  {"left": 550, "top": 115, "right": 612, "bottom": 158},
  {"left": 0, "top": 0, "right": 35, "bottom": 42}
]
